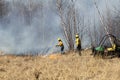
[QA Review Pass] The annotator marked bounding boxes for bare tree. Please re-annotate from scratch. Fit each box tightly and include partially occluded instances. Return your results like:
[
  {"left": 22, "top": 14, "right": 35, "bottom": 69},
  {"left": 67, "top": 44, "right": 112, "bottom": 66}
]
[
  {"left": 57, "top": 0, "right": 77, "bottom": 50},
  {"left": 90, "top": 0, "right": 120, "bottom": 47},
  {"left": 103, "top": 0, "right": 120, "bottom": 39},
  {"left": 0, "top": 0, "right": 8, "bottom": 18},
  {"left": 93, "top": 0, "right": 116, "bottom": 47},
  {"left": 56, "top": 0, "right": 84, "bottom": 51}
]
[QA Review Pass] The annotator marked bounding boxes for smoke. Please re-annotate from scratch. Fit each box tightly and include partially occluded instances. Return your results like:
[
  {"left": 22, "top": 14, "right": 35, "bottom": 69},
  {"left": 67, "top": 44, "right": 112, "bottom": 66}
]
[
  {"left": 0, "top": 0, "right": 60, "bottom": 54},
  {"left": 0, "top": 0, "right": 119, "bottom": 54},
  {"left": 74, "top": 0, "right": 120, "bottom": 47}
]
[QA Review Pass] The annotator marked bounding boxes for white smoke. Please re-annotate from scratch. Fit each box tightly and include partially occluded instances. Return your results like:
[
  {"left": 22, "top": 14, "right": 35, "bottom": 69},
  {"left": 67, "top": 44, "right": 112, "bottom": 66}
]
[{"left": 0, "top": 0, "right": 119, "bottom": 54}]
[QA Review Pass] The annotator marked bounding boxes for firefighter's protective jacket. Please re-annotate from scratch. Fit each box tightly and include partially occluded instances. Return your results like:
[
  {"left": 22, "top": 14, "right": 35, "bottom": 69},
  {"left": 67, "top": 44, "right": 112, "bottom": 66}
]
[
  {"left": 57, "top": 41, "right": 64, "bottom": 47},
  {"left": 75, "top": 38, "right": 81, "bottom": 46}
]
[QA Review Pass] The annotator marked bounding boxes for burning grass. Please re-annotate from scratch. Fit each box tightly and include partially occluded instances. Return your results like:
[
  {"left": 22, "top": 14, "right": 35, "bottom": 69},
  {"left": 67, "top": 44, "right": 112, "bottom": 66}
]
[{"left": 0, "top": 50, "right": 120, "bottom": 80}]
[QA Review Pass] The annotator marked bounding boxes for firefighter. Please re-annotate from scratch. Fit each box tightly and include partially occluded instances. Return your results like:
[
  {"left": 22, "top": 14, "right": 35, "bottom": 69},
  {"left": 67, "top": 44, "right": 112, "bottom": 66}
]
[
  {"left": 106, "top": 38, "right": 116, "bottom": 52},
  {"left": 107, "top": 43, "right": 116, "bottom": 52},
  {"left": 56, "top": 38, "right": 64, "bottom": 54},
  {"left": 75, "top": 34, "right": 81, "bottom": 55}
]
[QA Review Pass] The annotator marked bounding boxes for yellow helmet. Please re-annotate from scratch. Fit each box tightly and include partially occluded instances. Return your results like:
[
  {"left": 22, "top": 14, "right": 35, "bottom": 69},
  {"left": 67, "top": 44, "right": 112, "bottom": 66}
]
[
  {"left": 58, "top": 38, "right": 61, "bottom": 41},
  {"left": 76, "top": 34, "right": 79, "bottom": 38}
]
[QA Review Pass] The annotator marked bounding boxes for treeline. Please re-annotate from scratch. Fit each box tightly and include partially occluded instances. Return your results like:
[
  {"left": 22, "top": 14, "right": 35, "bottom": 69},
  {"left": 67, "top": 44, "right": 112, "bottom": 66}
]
[
  {"left": 0, "top": 0, "right": 120, "bottom": 52},
  {"left": 56, "top": 0, "right": 120, "bottom": 50},
  {"left": 0, "top": 0, "right": 44, "bottom": 25}
]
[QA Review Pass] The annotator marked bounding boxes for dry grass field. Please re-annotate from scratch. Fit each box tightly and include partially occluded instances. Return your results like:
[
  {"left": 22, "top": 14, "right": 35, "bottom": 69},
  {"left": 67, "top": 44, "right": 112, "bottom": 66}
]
[{"left": 0, "top": 50, "right": 120, "bottom": 80}]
